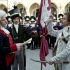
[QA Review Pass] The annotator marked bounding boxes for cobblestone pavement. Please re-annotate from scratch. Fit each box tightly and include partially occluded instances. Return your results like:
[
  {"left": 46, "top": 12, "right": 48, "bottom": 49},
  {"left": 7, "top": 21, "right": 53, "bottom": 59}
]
[{"left": 26, "top": 49, "right": 55, "bottom": 70}]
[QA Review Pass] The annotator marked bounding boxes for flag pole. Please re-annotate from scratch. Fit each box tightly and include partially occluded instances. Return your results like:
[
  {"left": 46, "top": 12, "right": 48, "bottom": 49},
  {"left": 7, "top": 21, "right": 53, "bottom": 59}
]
[{"left": 41, "top": 62, "right": 43, "bottom": 70}]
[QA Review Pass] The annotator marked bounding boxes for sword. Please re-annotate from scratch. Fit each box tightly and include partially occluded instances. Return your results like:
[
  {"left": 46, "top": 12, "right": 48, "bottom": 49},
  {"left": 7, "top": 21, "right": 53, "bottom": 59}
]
[
  {"left": 30, "top": 59, "right": 70, "bottom": 64},
  {"left": 30, "top": 59, "right": 48, "bottom": 63}
]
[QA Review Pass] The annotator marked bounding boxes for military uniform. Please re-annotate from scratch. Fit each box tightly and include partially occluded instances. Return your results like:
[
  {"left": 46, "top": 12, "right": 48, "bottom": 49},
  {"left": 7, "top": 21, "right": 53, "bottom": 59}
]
[
  {"left": 24, "top": 16, "right": 30, "bottom": 49},
  {"left": 23, "top": 16, "right": 30, "bottom": 28},
  {"left": 47, "top": 20, "right": 70, "bottom": 70},
  {"left": 6, "top": 16, "right": 12, "bottom": 29},
  {"left": 28, "top": 16, "right": 40, "bottom": 49}
]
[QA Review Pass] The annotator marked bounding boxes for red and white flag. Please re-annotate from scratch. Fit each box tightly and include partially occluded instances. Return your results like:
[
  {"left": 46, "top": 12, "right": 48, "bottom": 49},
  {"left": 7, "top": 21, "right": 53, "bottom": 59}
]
[{"left": 37, "top": 0, "right": 51, "bottom": 66}]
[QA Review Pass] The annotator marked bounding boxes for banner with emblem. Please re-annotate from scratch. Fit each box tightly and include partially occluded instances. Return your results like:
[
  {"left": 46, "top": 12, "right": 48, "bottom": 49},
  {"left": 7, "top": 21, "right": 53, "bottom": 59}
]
[{"left": 37, "top": 0, "right": 51, "bottom": 66}]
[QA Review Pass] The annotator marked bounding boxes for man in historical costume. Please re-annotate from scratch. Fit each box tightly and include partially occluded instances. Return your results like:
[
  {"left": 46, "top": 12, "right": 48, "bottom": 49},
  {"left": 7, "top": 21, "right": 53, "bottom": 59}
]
[
  {"left": 0, "top": 10, "right": 24, "bottom": 70},
  {"left": 28, "top": 16, "right": 40, "bottom": 50},
  {"left": 23, "top": 16, "right": 30, "bottom": 28},
  {"left": 23, "top": 16, "right": 31, "bottom": 49},
  {"left": 6, "top": 16, "right": 12, "bottom": 29},
  {"left": 8, "top": 6, "right": 39, "bottom": 70},
  {"left": 53, "top": 16, "right": 63, "bottom": 30},
  {"left": 47, "top": 12, "right": 70, "bottom": 70}
]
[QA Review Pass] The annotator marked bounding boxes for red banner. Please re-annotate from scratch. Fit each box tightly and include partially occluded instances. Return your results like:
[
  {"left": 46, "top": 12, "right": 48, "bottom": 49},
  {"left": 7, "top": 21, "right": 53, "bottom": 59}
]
[{"left": 37, "top": 0, "right": 51, "bottom": 66}]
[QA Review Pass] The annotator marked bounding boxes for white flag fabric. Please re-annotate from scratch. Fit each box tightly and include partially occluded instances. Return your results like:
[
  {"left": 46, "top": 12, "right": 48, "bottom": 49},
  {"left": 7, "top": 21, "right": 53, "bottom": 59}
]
[
  {"left": 36, "top": 0, "right": 51, "bottom": 66},
  {"left": 40, "top": 0, "right": 51, "bottom": 28}
]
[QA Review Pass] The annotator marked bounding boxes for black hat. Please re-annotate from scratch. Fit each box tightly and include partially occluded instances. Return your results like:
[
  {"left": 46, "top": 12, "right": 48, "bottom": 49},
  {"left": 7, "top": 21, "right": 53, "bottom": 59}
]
[
  {"left": 6, "top": 16, "right": 12, "bottom": 21},
  {"left": 30, "top": 16, "right": 36, "bottom": 22},
  {"left": 58, "top": 14, "right": 63, "bottom": 19},
  {"left": 8, "top": 6, "right": 19, "bottom": 20},
  {"left": 25, "top": 16, "right": 30, "bottom": 21}
]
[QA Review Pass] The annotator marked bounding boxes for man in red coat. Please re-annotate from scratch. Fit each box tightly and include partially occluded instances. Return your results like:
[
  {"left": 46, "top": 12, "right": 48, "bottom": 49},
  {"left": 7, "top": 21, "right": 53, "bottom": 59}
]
[{"left": 0, "top": 10, "right": 24, "bottom": 70}]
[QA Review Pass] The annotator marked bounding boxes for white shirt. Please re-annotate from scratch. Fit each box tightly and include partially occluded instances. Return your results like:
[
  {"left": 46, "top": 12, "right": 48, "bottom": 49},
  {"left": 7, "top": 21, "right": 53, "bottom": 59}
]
[{"left": 14, "top": 23, "right": 19, "bottom": 33}]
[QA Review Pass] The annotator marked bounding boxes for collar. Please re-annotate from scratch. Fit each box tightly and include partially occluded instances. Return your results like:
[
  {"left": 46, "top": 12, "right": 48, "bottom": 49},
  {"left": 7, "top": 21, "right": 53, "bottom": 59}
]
[
  {"left": 0, "top": 26, "right": 10, "bottom": 34},
  {"left": 63, "top": 26, "right": 70, "bottom": 37},
  {"left": 14, "top": 23, "right": 18, "bottom": 26}
]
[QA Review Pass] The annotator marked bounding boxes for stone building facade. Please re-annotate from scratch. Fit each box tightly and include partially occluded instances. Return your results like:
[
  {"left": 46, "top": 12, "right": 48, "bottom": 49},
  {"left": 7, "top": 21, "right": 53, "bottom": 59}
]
[{"left": 0, "top": 0, "right": 70, "bottom": 18}]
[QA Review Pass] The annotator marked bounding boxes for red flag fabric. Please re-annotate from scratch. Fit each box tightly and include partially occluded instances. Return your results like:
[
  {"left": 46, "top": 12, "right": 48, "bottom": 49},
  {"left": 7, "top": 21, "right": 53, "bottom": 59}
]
[
  {"left": 40, "top": 36, "right": 49, "bottom": 66},
  {"left": 37, "top": 0, "right": 51, "bottom": 66}
]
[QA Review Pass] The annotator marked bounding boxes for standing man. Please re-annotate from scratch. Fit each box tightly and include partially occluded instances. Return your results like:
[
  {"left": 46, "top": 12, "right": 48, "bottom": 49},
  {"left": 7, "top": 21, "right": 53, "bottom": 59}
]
[
  {"left": 24, "top": 16, "right": 30, "bottom": 49},
  {"left": 28, "top": 16, "right": 40, "bottom": 49},
  {"left": 0, "top": 10, "right": 24, "bottom": 70},
  {"left": 47, "top": 12, "right": 70, "bottom": 70},
  {"left": 8, "top": 6, "right": 39, "bottom": 70},
  {"left": 24, "top": 16, "right": 30, "bottom": 28}
]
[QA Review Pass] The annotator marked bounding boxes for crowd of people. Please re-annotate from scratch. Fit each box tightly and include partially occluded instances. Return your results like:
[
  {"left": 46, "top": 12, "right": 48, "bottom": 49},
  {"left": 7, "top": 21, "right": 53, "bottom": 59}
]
[{"left": 0, "top": 5, "right": 40, "bottom": 70}]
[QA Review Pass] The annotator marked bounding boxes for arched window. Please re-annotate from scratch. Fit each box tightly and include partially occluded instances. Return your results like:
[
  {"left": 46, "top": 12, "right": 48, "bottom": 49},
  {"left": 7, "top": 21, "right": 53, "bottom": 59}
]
[
  {"left": 29, "top": 3, "right": 39, "bottom": 17},
  {"left": 65, "top": 3, "right": 70, "bottom": 12}
]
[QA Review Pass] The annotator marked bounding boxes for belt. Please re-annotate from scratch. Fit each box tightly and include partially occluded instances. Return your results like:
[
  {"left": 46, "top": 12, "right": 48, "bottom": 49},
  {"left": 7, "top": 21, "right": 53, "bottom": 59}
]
[
  {"left": 55, "top": 61, "right": 70, "bottom": 64},
  {"left": 62, "top": 61, "right": 70, "bottom": 64}
]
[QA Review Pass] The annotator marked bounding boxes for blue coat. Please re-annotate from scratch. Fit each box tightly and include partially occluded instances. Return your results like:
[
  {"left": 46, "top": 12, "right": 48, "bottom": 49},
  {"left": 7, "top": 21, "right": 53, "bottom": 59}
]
[
  {"left": 27, "top": 24, "right": 40, "bottom": 35},
  {"left": 0, "top": 29, "right": 17, "bottom": 70}
]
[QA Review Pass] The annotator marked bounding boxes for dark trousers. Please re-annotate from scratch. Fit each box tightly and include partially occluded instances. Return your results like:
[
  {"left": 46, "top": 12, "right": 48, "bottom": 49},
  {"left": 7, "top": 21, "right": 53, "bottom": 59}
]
[
  {"left": 12, "top": 47, "right": 24, "bottom": 70},
  {"left": 51, "top": 36, "right": 56, "bottom": 48},
  {"left": 46, "top": 35, "right": 51, "bottom": 48},
  {"left": 6, "top": 64, "right": 11, "bottom": 70}
]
